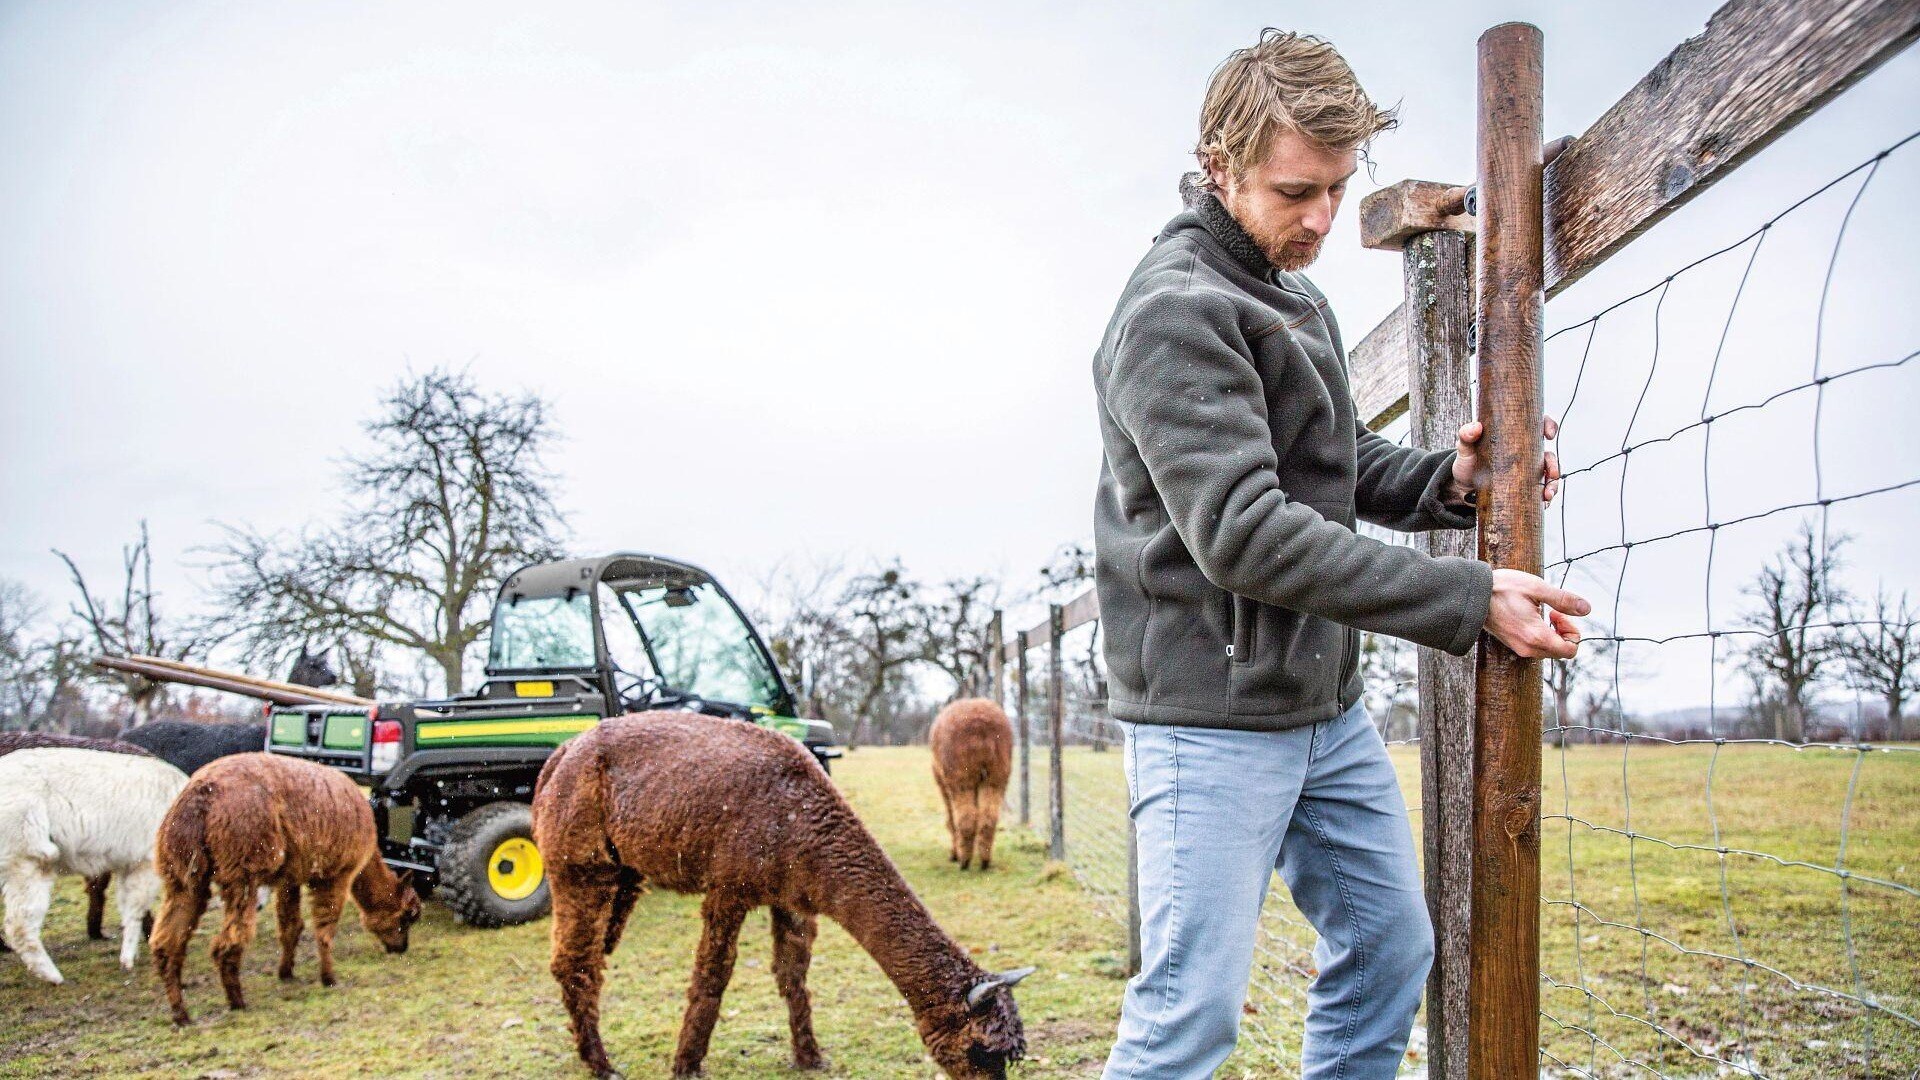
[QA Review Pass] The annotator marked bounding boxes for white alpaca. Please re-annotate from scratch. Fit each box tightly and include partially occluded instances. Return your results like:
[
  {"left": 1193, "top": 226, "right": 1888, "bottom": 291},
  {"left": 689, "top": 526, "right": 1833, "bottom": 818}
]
[{"left": 0, "top": 747, "right": 189, "bottom": 983}]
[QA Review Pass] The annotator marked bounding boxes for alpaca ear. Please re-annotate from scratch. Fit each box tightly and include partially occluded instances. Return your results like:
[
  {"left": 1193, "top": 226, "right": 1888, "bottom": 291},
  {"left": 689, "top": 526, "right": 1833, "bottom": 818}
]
[
  {"left": 966, "top": 966, "right": 1038, "bottom": 1009},
  {"left": 395, "top": 868, "right": 415, "bottom": 889}
]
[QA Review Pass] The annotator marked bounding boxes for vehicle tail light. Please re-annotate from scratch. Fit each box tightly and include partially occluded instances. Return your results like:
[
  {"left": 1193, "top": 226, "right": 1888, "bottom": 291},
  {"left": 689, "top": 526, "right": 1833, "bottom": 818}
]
[
  {"left": 371, "top": 719, "right": 402, "bottom": 773},
  {"left": 367, "top": 703, "right": 379, "bottom": 723}
]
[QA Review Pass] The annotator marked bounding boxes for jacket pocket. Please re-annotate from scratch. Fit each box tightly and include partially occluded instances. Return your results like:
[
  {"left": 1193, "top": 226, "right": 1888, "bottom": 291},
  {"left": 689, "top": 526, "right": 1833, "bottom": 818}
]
[{"left": 1230, "top": 595, "right": 1255, "bottom": 664}]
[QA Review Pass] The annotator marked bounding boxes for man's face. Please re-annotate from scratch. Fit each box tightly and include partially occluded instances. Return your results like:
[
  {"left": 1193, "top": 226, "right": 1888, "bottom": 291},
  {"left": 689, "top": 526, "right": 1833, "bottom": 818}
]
[{"left": 1207, "top": 128, "right": 1357, "bottom": 272}]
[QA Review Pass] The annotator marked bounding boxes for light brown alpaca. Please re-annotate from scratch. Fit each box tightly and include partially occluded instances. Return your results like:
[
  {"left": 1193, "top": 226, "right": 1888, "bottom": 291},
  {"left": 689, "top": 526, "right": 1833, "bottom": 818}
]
[
  {"left": 149, "top": 753, "right": 422, "bottom": 1025},
  {"left": 532, "top": 712, "right": 1034, "bottom": 1080},
  {"left": 929, "top": 698, "right": 1013, "bottom": 870}
]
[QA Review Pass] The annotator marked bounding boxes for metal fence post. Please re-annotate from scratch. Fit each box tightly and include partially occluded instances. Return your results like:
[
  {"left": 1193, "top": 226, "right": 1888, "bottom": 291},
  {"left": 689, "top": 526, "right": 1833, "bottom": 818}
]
[
  {"left": 1016, "top": 630, "right": 1031, "bottom": 828},
  {"left": 1048, "top": 603, "right": 1066, "bottom": 862},
  {"left": 1471, "top": 22, "right": 1546, "bottom": 1077}
]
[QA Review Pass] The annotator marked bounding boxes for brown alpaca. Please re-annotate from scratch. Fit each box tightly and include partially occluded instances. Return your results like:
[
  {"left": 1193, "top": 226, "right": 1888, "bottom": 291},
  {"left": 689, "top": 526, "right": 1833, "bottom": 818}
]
[
  {"left": 0, "top": 731, "right": 155, "bottom": 945},
  {"left": 928, "top": 698, "right": 1013, "bottom": 870},
  {"left": 532, "top": 712, "right": 1034, "bottom": 1080},
  {"left": 149, "top": 752, "right": 421, "bottom": 1025}
]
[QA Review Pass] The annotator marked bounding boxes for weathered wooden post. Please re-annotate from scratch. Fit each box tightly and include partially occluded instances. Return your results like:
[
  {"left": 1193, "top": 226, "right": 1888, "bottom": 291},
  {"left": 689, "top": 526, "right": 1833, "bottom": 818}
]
[
  {"left": 988, "top": 609, "right": 1004, "bottom": 707},
  {"left": 1016, "top": 630, "right": 1031, "bottom": 828},
  {"left": 1471, "top": 22, "right": 1546, "bottom": 1078},
  {"left": 1360, "top": 174, "right": 1478, "bottom": 1080},
  {"left": 1048, "top": 602, "right": 1066, "bottom": 861}
]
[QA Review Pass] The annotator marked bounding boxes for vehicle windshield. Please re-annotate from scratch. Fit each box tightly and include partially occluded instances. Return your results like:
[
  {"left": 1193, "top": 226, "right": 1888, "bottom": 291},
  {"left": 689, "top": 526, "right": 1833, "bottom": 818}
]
[
  {"left": 489, "top": 592, "right": 596, "bottom": 670},
  {"left": 616, "top": 581, "right": 782, "bottom": 709}
]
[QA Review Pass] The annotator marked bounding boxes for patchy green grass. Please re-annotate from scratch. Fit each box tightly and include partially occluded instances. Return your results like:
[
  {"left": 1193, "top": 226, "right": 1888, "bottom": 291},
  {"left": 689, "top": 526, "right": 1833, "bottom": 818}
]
[
  {"left": 1054, "top": 740, "right": 1920, "bottom": 1078},
  {"left": 7, "top": 743, "right": 1916, "bottom": 1078},
  {"left": 0, "top": 747, "right": 1126, "bottom": 1079}
]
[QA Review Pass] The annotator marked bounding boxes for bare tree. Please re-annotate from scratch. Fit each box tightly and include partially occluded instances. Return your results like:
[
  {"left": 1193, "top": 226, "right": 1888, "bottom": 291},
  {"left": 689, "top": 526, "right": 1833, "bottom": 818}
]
[
  {"left": 1359, "top": 633, "right": 1417, "bottom": 741},
  {"left": 1842, "top": 586, "right": 1917, "bottom": 741},
  {"left": 840, "top": 562, "right": 920, "bottom": 747},
  {"left": 55, "top": 522, "right": 205, "bottom": 725},
  {"left": 1545, "top": 621, "right": 1619, "bottom": 744},
  {"left": 749, "top": 556, "right": 856, "bottom": 724},
  {"left": 915, "top": 575, "right": 1000, "bottom": 701},
  {"left": 208, "top": 369, "right": 566, "bottom": 695},
  {"left": 1737, "top": 522, "right": 1848, "bottom": 744}
]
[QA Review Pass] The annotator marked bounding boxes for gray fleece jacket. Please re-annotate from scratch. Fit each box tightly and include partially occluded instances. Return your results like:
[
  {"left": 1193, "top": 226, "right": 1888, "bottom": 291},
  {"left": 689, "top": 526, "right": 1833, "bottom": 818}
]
[{"left": 1091, "top": 178, "right": 1494, "bottom": 732}]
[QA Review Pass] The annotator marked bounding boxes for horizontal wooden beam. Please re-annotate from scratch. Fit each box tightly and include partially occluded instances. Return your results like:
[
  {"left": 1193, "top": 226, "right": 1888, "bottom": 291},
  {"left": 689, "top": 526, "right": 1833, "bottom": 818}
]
[
  {"left": 1352, "top": 304, "right": 1411, "bottom": 431},
  {"left": 1350, "top": 0, "right": 1919, "bottom": 431},
  {"left": 1061, "top": 589, "right": 1100, "bottom": 634},
  {"left": 1544, "top": 0, "right": 1919, "bottom": 292},
  {"left": 1360, "top": 180, "right": 1474, "bottom": 251}
]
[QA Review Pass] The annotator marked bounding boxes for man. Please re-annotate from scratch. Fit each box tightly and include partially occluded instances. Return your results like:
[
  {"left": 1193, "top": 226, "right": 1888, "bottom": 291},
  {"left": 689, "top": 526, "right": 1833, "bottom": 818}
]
[{"left": 1093, "top": 30, "right": 1587, "bottom": 1079}]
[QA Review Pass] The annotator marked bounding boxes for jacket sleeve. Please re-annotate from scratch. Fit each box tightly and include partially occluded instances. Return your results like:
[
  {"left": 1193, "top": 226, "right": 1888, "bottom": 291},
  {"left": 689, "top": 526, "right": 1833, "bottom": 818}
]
[
  {"left": 1354, "top": 426, "right": 1478, "bottom": 532},
  {"left": 1104, "top": 286, "right": 1491, "bottom": 656}
]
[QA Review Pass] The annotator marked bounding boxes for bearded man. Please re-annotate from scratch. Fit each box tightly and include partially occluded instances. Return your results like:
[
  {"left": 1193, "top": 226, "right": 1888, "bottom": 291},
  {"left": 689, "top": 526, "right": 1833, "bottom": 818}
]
[{"left": 1092, "top": 30, "right": 1587, "bottom": 1079}]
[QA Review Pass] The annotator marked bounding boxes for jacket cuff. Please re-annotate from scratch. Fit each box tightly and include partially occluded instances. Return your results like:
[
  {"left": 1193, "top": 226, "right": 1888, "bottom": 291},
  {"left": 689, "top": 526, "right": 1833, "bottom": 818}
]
[
  {"left": 1441, "top": 558, "right": 1494, "bottom": 657},
  {"left": 1417, "top": 451, "right": 1478, "bottom": 530}
]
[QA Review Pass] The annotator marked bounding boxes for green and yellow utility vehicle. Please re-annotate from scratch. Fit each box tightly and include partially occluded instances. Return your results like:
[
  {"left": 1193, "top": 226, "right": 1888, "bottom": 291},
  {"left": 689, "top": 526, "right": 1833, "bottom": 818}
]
[{"left": 263, "top": 553, "right": 839, "bottom": 927}]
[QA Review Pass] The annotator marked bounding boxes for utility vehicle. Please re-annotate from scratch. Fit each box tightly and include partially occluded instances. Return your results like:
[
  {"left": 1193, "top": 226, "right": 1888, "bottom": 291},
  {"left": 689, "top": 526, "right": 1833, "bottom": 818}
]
[{"left": 263, "top": 553, "right": 838, "bottom": 926}]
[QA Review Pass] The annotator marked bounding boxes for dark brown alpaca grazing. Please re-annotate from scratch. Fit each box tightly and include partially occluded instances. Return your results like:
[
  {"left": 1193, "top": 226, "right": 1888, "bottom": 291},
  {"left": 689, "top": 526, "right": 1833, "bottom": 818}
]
[
  {"left": 928, "top": 698, "right": 1013, "bottom": 871},
  {"left": 533, "top": 712, "right": 1034, "bottom": 1080},
  {"left": 0, "top": 731, "right": 155, "bottom": 945},
  {"left": 149, "top": 753, "right": 421, "bottom": 1025}
]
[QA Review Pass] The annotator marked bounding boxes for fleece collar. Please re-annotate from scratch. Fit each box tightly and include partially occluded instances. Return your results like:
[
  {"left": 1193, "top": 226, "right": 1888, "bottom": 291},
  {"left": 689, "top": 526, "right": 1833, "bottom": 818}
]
[{"left": 1179, "top": 172, "right": 1274, "bottom": 279}]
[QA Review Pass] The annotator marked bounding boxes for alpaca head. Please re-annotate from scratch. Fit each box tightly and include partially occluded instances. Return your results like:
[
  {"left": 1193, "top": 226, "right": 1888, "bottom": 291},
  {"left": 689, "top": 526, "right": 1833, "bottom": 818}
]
[
  {"left": 921, "top": 966, "right": 1033, "bottom": 1079},
  {"left": 358, "top": 867, "right": 423, "bottom": 954}
]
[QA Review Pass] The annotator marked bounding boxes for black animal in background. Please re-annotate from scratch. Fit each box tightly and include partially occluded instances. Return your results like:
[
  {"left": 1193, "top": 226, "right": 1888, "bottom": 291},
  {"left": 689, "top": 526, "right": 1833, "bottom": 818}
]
[
  {"left": 286, "top": 650, "right": 340, "bottom": 689},
  {"left": 119, "top": 721, "right": 271, "bottom": 779},
  {"left": 0, "top": 732, "right": 158, "bottom": 946}
]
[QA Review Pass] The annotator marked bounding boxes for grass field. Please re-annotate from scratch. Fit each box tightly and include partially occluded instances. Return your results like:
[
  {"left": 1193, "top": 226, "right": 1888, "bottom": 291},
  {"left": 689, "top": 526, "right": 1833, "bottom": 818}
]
[
  {"left": 4, "top": 742, "right": 1916, "bottom": 1078},
  {"left": 1051, "top": 739, "right": 1920, "bottom": 1079},
  {"left": 0, "top": 747, "right": 1128, "bottom": 1079}
]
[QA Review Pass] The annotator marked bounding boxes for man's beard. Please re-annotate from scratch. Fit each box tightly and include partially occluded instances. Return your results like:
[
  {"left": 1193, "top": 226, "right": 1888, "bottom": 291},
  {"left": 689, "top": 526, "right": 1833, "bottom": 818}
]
[{"left": 1224, "top": 188, "right": 1322, "bottom": 271}]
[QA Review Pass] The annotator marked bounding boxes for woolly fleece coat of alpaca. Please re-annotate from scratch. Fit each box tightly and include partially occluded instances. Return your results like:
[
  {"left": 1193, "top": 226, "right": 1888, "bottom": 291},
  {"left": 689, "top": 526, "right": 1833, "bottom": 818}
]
[
  {"left": 928, "top": 698, "right": 1013, "bottom": 870},
  {"left": 149, "top": 752, "right": 421, "bottom": 1025},
  {"left": 120, "top": 721, "right": 268, "bottom": 777},
  {"left": 0, "top": 747, "right": 189, "bottom": 983},
  {"left": 0, "top": 732, "right": 156, "bottom": 947},
  {"left": 532, "top": 711, "right": 1032, "bottom": 1080}
]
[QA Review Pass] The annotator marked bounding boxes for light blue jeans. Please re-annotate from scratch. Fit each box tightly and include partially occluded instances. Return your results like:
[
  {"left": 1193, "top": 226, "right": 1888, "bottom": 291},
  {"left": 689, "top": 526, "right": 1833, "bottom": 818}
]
[{"left": 1103, "top": 701, "right": 1432, "bottom": 1080}]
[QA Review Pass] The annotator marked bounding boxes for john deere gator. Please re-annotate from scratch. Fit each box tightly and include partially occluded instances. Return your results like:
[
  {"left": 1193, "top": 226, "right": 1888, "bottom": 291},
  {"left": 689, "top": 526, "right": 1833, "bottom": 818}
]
[{"left": 263, "top": 553, "right": 840, "bottom": 927}]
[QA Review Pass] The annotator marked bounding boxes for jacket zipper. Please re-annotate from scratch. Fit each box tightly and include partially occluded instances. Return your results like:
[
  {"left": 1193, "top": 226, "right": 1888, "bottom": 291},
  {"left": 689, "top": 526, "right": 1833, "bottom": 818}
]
[
  {"left": 1230, "top": 596, "right": 1254, "bottom": 664},
  {"left": 1338, "top": 628, "right": 1358, "bottom": 692}
]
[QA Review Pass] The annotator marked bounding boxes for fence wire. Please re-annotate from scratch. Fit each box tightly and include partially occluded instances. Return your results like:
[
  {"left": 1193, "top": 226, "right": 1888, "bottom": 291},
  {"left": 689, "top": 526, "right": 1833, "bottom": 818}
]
[{"left": 1538, "top": 131, "right": 1920, "bottom": 1078}]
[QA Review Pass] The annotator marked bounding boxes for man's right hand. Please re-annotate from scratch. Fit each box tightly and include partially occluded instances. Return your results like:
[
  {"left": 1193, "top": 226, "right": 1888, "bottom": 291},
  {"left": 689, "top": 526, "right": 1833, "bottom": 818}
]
[{"left": 1484, "top": 569, "right": 1589, "bottom": 660}]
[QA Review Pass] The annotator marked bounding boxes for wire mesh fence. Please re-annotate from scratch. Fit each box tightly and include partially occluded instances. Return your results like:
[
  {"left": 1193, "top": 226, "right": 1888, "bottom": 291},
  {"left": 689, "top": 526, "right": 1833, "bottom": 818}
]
[{"left": 1533, "top": 130, "right": 1920, "bottom": 1078}]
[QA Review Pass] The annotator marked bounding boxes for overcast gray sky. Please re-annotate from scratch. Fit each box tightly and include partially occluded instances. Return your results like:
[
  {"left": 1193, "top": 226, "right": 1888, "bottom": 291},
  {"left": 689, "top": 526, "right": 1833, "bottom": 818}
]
[{"left": 3, "top": 1, "right": 1915, "bottom": 709}]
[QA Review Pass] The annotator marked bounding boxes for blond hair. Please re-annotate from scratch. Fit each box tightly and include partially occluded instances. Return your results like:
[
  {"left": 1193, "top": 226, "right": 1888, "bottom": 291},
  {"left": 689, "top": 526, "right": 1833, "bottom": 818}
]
[{"left": 1196, "top": 30, "right": 1396, "bottom": 185}]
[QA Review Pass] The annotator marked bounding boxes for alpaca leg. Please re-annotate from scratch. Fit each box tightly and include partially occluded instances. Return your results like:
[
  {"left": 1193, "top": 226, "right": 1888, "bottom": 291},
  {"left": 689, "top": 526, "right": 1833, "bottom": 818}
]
[
  {"left": 770, "top": 907, "right": 824, "bottom": 1070},
  {"left": 673, "top": 893, "right": 749, "bottom": 1078},
  {"left": 549, "top": 868, "right": 621, "bottom": 1079},
  {"left": 275, "top": 882, "right": 304, "bottom": 980},
  {"left": 210, "top": 880, "right": 261, "bottom": 1011},
  {"left": 602, "top": 871, "right": 643, "bottom": 956},
  {"left": 85, "top": 873, "right": 111, "bottom": 940},
  {"left": 2, "top": 869, "right": 61, "bottom": 984},
  {"left": 115, "top": 861, "right": 162, "bottom": 970},
  {"left": 151, "top": 876, "right": 211, "bottom": 1025},
  {"left": 975, "top": 784, "right": 1005, "bottom": 870},
  {"left": 309, "top": 877, "right": 352, "bottom": 988},
  {"left": 937, "top": 775, "right": 959, "bottom": 861},
  {"left": 952, "top": 787, "right": 981, "bottom": 871}
]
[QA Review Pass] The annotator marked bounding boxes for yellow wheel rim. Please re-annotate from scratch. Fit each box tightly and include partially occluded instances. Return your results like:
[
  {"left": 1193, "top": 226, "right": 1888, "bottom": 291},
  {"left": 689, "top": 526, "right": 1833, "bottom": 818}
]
[{"left": 487, "top": 837, "right": 544, "bottom": 901}]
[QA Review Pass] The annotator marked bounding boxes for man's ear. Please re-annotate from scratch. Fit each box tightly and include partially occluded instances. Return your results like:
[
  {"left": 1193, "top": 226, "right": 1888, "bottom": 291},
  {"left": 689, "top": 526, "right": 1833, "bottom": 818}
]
[{"left": 1201, "top": 152, "right": 1233, "bottom": 198}]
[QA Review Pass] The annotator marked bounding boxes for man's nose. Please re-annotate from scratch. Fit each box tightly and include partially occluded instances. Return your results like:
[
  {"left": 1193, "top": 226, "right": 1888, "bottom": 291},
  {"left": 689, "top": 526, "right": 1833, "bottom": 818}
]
[{"left": 1300, "top": 196, "right": 1336, "bottom": 237}]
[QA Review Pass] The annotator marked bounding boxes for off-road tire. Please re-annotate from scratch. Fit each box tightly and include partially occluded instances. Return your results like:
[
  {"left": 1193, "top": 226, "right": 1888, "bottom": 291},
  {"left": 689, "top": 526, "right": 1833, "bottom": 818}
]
[{"left": 438, "top": 802, "right": 551, "bottom": 927}]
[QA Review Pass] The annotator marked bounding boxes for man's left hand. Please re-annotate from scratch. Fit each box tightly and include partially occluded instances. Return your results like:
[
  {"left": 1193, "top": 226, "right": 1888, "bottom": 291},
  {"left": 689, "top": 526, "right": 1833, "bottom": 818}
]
[{"left": 1449, "top": 418, "right": 1559, "bottom": 507}]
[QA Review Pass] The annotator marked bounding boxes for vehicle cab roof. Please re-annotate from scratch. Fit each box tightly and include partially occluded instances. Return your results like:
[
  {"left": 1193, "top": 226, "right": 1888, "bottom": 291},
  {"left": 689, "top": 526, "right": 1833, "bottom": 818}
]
[{"left": 496, "top": 553, "right": 716, "bottom": 603}]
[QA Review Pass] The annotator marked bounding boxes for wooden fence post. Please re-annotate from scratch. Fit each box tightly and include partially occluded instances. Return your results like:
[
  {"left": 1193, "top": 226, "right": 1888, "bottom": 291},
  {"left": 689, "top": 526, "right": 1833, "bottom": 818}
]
[
  {"left": 988, "top": 609, "right": 1004, "bottom": 707},
  {"left": 1048, "top": 603, "right": 1066, "bottom": 862},
  {"left": 1016, "top": 630, "right": 1031, "bottom": 828},
  {"left": 1409, "top": 227, "right": 1478, "bottom": 1080},
  {"left": 1470, "top": 22, "right": 1546, "bottom": 1078}
]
